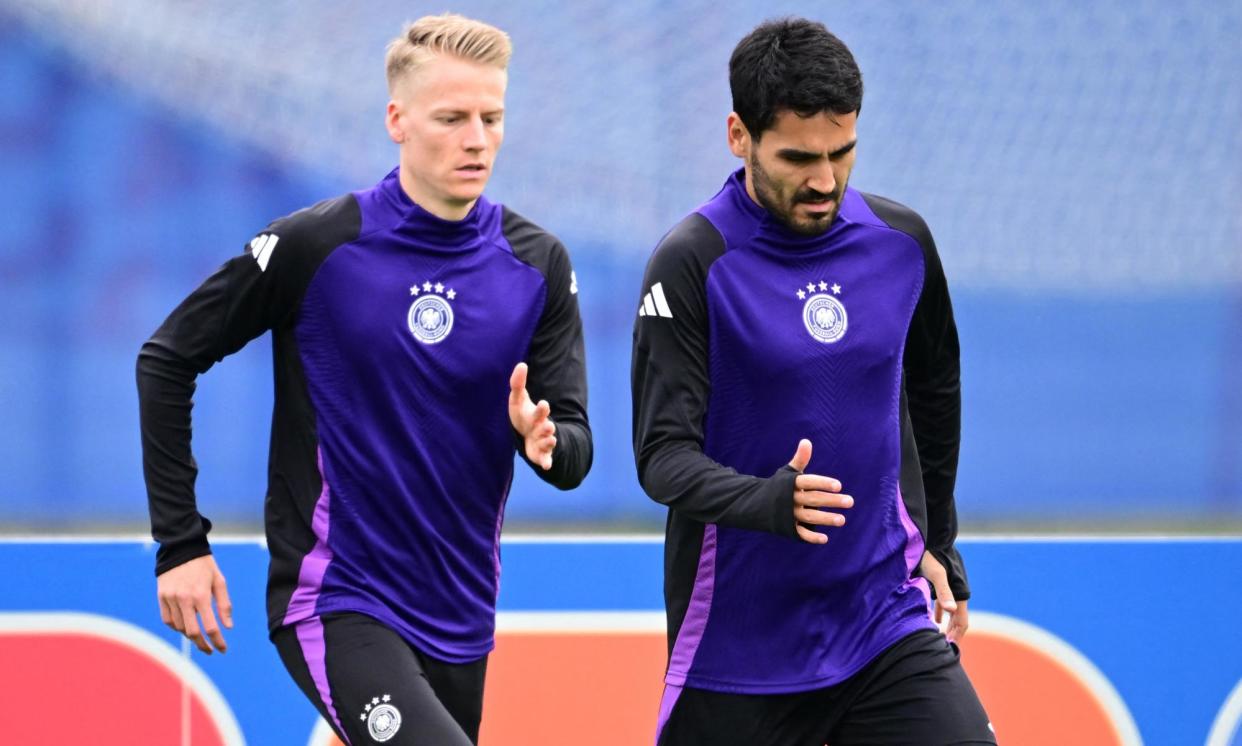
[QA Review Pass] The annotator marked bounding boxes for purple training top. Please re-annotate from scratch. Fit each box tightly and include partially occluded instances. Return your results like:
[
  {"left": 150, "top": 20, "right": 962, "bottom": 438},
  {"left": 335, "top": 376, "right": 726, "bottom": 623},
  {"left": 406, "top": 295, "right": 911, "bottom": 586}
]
[
  {"left": 139, "top": 169, "right": 592, "bottom": 663},
  {"left": 633, "top": 169, "right": 967, "bottom": 694}
]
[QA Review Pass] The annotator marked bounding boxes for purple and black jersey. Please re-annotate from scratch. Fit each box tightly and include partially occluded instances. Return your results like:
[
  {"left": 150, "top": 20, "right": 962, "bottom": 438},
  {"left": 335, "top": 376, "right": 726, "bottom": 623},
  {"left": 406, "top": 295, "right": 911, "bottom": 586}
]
[
  {"left": 633, "top": 169, "right": 966, "bottom": 694},
  {"left": 138, "top": 169, "right": 591, "bottom": 663}
]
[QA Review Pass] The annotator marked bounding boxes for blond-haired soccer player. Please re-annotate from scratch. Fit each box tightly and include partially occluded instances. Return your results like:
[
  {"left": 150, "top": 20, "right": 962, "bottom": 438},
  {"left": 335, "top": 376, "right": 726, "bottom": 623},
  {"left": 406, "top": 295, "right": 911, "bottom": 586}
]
[{"left": 137, "top": 15, "right": 591, "bottom": 745}]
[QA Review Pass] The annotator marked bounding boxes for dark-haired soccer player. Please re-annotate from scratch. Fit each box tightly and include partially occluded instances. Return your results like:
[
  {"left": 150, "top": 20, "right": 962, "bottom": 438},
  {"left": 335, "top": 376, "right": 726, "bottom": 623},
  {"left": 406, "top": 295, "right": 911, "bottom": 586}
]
[
  {"left": 633, "top": 17, "right": 994, "bottom": 746},
  {"left": 137, "top": 14, "right": 590, "bottom": 746}
]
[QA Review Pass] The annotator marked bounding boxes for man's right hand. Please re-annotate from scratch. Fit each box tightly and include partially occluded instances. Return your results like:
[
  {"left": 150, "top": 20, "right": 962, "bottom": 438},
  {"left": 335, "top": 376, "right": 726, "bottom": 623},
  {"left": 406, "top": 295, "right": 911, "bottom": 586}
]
[
  {"left": 787, "top": 439, "right": 853, "bottom": 544},
  {"left": 157, "top": 554, "right": 233, "bottom": 654}
]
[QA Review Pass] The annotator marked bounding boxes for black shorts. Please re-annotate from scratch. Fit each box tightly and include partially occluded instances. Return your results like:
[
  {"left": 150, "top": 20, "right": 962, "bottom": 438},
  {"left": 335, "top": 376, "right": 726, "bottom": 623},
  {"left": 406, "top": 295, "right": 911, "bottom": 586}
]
[
  {"left": 273, "top": 612, "right": 487, "bottom": 745},
  {"left": 657, "top": 629, "right": 996, "bottom": 746}
]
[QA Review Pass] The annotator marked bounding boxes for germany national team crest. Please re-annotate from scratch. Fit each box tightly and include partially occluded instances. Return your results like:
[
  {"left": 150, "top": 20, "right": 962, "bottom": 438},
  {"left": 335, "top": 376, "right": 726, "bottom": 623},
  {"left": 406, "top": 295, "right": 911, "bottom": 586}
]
[
  {"left": 795, "top": 280, "right": 847, "bottom": 343},
  {"left": 359, "top": 694, "right": 401, "bottom": 742},
  {"left": 407, "top": 279, "right": 456, "bottom": 344}
]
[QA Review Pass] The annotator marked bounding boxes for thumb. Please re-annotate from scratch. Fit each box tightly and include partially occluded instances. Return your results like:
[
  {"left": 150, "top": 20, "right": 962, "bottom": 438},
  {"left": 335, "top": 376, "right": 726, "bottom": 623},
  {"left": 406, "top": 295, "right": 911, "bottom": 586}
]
[
  {"left": 509, "top": 363, "right": 528, "bottom": 401},
  {"left": 788, "top": 439, "right": 812, "bottom": 472}
]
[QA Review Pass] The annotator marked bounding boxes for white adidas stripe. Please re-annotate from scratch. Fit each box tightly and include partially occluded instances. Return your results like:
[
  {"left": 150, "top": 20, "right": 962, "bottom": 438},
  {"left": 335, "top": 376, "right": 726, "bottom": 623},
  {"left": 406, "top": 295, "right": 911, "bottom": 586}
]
[
  {"left": 251, "top": 234, "right": 279, "bottom": 271},
  {"left": 250, "top": 234, "right": 267, "bottom": 268},
  {"left": 638, "top": 282, "right": 673, "bottom": 319},
  {"left": 650, "top": 282, "right": 673, "bottom": 317}
]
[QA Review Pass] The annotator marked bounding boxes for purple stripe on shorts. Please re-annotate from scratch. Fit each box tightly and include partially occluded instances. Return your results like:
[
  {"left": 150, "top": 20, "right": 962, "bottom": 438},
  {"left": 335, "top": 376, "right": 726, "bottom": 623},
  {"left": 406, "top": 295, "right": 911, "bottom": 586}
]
[
  {"left": 654, "top": 682, "right": 683, "bottom": 744},
  {"left": 297, "top": 617, "right": 349, "bottom": 744},
  {"left": 895, "top": 486, "right": 932, "bottom": 612},
  {"left": 283, "top": 448, "right": 336, "bottom": 624},
  {"left": 665, "top": 524, "right": 717, "bottom": 684}
]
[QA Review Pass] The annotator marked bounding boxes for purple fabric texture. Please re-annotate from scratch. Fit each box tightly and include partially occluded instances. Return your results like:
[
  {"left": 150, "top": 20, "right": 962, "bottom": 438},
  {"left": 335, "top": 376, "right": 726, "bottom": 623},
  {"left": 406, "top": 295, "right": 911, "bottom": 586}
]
[
  {"left": 296, "top": 617, "right": 348, "bottom": 744},
  {"left": 672, "top": 171, "right": 937, "bottom": 692},
  {"left": 654, "top": 682, "right": 684, "bottom": 744},
  {"left": 897, "top": 486, "right": 933, "bottom": 613},
  {"left": 665, "top": 524, "right": 717, "bottom": 685},
  {"left": 282, "top": 449, "right": 336, "bottom": 625},
  {"left": 284, "top": 171, "right": 545, "bottom": 662}
]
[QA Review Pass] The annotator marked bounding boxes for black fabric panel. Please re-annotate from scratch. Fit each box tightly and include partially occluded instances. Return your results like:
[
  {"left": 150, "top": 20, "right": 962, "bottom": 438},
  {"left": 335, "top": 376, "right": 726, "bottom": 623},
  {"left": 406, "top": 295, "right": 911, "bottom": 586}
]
[
  {"left": 632, "top": 213, "right": 799, "bottom": 537},
  {"left": 138, "top": 194, "right": 361, "bottom": 575},
  {"left": 501, "top": 207, "right": 593, "bottom": 490},
  {"left": 860, "top": 192, "right": 968, "bottom": 600},
  {"left": 631, "top": 212, "right": 802, "bottom": 658}
]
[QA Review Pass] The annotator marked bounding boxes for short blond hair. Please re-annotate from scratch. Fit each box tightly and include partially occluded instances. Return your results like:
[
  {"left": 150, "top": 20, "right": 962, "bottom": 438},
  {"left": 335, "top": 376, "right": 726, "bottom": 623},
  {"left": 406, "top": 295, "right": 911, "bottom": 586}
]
[{"left": 385, "top": 14, "right": 512, "bottom": 94}]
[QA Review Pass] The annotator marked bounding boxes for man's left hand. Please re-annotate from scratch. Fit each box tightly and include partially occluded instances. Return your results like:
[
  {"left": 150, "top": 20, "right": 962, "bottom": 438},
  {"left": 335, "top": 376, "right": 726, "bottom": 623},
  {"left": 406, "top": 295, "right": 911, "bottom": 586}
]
[
  {"left": 920, "top": 550, "right": 969, "bottom": 643},
  {"left": 509, "top": 362, "right": 555, "bottom": 470}
]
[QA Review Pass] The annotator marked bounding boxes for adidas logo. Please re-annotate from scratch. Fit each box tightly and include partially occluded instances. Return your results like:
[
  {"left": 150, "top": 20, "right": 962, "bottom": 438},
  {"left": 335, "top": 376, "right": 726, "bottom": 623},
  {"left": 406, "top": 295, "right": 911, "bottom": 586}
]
[
  {"left": 249, "top": 233, "right": 279, "bottom": 272},
  {"left": 638, "top": 282, "right": 673, "bottom": 319}
]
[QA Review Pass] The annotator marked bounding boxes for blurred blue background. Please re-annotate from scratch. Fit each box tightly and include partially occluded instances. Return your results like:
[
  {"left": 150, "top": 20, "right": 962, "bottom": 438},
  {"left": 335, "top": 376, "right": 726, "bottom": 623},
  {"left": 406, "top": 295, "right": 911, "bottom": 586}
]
[{"left": 1, "top": 0, "right": 1239, "bottom": 531}]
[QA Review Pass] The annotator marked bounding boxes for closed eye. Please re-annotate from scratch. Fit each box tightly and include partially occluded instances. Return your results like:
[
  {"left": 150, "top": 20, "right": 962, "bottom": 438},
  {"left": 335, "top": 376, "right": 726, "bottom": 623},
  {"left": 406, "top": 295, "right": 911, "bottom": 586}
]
[
  {"left": 778, "top": 151, "right": 819, "bottom": 164},
  {"left": 830, "top": 141, "right": 857, "bottom": 160},
  {"left": 775, "top": 141, "right": 856, "bottom": 163}
]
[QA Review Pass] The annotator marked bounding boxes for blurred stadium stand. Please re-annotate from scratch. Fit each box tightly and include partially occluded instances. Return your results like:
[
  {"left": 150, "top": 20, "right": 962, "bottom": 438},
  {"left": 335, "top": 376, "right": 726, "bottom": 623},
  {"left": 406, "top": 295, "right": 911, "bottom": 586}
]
[{"left": 1, "top": 0, "right": 1239, "bottom": 531}]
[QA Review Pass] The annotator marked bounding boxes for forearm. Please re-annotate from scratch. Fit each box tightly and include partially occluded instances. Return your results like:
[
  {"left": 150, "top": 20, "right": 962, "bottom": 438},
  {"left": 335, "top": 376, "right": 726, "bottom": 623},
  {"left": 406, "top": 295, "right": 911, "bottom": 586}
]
[
  {"left": 638, "top": 440, "right": 799, "bottom": 537},
  {"left": 908, "top": 379, "right": 967, "bottom": 599},
  {"left": 137, "top": 346, "right": 213, "bottom": 575}
]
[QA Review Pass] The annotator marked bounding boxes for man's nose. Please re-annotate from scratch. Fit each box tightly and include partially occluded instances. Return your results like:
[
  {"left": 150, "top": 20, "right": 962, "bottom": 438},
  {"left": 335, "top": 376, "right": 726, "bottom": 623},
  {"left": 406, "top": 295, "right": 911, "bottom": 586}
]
[
  {"left": 462, "top": 115, "right": 487, "bottom": 151},
  {"left": 806, "top": 162, "right": 836, "bottom": 196}
]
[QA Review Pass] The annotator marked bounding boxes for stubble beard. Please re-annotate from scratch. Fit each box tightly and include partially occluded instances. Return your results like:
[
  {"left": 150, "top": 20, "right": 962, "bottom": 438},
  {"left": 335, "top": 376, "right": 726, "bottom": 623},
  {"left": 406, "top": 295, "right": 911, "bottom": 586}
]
[{"left": 749, "top": 152, "right": 842, "bottom": 237}]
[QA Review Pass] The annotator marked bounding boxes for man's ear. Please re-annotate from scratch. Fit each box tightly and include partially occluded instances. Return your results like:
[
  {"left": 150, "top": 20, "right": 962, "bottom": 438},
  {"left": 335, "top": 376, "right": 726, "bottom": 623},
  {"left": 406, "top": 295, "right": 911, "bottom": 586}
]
[
  {"left": 726, "top": 112, "right": 752, "bottom": 159},
  {"left": 386, "top": 100, "right": 405, "bottom": 144}
]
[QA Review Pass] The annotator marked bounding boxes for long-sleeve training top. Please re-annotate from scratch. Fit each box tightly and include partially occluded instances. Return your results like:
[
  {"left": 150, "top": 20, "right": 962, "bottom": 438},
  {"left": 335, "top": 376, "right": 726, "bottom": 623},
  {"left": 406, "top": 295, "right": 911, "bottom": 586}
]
[
  {"left": 139, "top": 168, "right": 591, "bottom": 662},
  {"left": 633, "top": 168, "right": 965, "bottom": 693}
]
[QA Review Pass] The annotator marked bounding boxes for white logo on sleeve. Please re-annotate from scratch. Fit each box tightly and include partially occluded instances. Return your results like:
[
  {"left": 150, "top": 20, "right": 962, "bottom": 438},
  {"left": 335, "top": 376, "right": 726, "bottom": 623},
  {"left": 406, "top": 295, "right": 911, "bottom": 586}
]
[
  {"left": 360, "top": 694, "right": 401, "bottom": 741},
  {"left": 248, "top": 233, "right": 279, "bottom": 271},
  {"left": 637, "top": 282, "right": 673, "bottom": 319},
  {"left": 796, "top": 279, "right": 847, "bottom": 343}
]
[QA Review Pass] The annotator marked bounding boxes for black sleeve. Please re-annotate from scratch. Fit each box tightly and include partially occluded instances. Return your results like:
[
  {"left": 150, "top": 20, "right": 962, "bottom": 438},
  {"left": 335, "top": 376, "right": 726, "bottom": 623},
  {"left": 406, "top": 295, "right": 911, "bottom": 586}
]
[
  {"left": 867, "top": 194, "right": 970, "bottom": 601},
  {"left": 136, "top": 195, "right": 357, "bottom": 575},
  {"left": 631, "top": 215, "right": 800, "bottom": 538},
  {"left": 504, "top": 209, "right": 592, "bottom": 489}
]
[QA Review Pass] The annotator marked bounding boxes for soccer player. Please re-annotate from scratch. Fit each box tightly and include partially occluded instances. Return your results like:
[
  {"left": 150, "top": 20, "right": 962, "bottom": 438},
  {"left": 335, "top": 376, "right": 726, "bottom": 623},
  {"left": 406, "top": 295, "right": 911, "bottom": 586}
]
[
  {"left": 632, "top": 17, "right": 995, "bottom": 746},
  {"left": 137, "top": 15, "right": 590, "bottom": 746}
]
